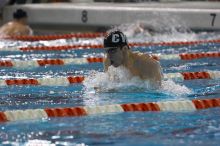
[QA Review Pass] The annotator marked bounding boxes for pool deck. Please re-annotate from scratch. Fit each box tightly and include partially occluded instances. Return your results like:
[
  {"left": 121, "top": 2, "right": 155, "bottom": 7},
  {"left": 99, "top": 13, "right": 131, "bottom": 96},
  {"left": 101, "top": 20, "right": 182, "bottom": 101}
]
[{"left": 2, "top": 2, "right": 220, "bottom": 32}]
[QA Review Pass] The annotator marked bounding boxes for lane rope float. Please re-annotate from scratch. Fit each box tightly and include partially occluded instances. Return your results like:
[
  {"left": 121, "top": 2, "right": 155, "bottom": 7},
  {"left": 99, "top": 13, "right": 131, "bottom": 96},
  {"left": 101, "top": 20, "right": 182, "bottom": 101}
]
[
  {"left": 1, "top": 39, "right": 220, "bottom": 52},
  {"left": 0, "top": 58, "right": 103, "bottom": 68},
  {"left": 4, "top": 33, "right": 220, "bottom": 46},
  {"left": 0, "top": 71, "right": 219, "bottom": 86},
  {"left": 0, "top": 52, "right": 219, "bottom": 69},
  {"left": 0, "top": 98, "right": 219, "bottom": 122},
  {"left": 5, "top": 32, "right": 106, "bottom": 41}
]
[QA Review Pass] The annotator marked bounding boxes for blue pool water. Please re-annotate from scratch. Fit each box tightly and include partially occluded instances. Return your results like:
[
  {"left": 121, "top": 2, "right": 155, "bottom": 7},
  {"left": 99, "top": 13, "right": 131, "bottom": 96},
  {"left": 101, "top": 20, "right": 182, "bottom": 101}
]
[{"left": 0, "top": 27, "right": 220, "bottom": 146}]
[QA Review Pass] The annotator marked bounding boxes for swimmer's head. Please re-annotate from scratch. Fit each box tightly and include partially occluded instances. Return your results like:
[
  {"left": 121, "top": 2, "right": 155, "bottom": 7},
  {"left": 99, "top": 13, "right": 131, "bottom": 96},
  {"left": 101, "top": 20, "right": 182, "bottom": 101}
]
[
  {"left": 104, "top": 30, "right": 130, "bottom": 67},
  {"left": 13, "top": 9, "right": 28, "bottom": 24},
  {"left": 13, "top": 9, "right": 27, "bottom": 19},
  {"left": 104, "top": 30, "right": 128, "bottom": 48}
]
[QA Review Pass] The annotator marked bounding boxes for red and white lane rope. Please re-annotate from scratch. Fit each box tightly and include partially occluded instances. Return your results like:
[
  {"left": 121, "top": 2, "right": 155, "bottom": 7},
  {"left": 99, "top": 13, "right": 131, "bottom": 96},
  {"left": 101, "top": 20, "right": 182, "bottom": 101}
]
[
  {"left": 3, "top": 31, "right": 220, "bottom": 45},
  {"left": 4, "top": 32, "right": 106, "bottom": 41},
  {"left": 0, "top": 58, "right": 104, "bottom": 68},
  {"left": 0, "top": 76, "right": 85, "bottom": 86},
  {"left": 1, "top": 39, "right": 220, "bottom": 51},
  {"left": 165, "top": 71, "right": 220, "bottom": 80},
  {"left": 155, "top": 52, "right": 220, "bottom": 60},
  {"left": 0, "top": 52, "right": 219, "bottom": 69},
  {"left": 0, "top": 98, "right": 219, "bottom": 122},
  {"left": 0, "top": 71, "right": 219, "bottom": 86},
  {"left": 0, "top": 44, "right": 103, "bottom": 52}
]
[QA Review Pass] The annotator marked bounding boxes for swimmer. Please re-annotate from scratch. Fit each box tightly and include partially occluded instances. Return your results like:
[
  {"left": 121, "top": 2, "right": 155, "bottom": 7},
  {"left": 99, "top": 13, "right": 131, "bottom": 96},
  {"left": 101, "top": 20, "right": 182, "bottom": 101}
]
[
  {"left": 0, "top": 9, "right": 33, "bottom": 37},
  {"left": 103, "top": 30, "right": 163, "bottom": 86}
]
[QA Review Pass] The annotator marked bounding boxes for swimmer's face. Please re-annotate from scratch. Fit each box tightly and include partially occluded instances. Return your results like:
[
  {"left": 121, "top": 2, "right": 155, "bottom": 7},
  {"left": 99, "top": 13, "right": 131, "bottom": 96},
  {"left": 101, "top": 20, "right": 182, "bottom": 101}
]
[{"left": 105, "top": 46, "right": 124, "bottom": 67}]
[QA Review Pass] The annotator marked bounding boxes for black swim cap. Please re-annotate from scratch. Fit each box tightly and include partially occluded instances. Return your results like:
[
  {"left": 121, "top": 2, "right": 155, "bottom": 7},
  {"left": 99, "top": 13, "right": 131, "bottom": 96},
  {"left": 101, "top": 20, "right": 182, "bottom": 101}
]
[
  {"left": 104, "top": 30, "right": 128, "bottom": 48},
  {"left": 13, "top": 9, "right": 27, "bottom": 19}
]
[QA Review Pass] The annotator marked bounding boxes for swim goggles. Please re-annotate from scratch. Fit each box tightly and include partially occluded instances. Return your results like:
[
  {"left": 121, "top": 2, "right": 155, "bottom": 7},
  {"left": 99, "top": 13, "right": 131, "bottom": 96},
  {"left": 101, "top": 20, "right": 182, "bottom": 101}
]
[{"left": 105, "top": 47, "right": 119, "bottom": 54}]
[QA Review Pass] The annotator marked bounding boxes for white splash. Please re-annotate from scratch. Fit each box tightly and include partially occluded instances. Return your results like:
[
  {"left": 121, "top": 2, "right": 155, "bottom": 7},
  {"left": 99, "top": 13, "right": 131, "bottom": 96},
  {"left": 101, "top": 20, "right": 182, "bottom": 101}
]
[
  {"left": 111, "top": 15, "right": 199, "bottom": 43},
  {"left": 161, "top": 80, "right": 192, "bottom": 97},
  {"left": 83, "top": 66, "right": 149, "bottom": 92},
  {"left": 83, "top": 66, "right": 191, "bottom": 96}
]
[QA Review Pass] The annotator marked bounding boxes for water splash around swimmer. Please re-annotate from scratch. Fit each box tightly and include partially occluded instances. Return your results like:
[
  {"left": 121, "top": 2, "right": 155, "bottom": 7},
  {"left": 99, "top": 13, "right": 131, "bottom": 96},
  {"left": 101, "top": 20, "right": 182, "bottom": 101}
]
[{"left": 83, "top": 66, "right": 192, "bottom": 96}]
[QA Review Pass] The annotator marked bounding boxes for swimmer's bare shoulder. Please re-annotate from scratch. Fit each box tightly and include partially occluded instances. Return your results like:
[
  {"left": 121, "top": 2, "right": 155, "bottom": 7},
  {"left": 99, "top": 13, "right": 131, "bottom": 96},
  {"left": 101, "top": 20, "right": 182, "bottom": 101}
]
[
  {"left": 0, "top": 22, "right": 15, "bottom": 36},
  {"left": 0, "top": 22, "right": 32, "bottom": 36},
  {"left": 0, "top": 22, "right": 12, "bottom": 31},
  {"left": 132, "top": 52, "right": 162, "bottom": 83},
  {"left": 132, "top": 52, "right": 153, "bottom": 62}
]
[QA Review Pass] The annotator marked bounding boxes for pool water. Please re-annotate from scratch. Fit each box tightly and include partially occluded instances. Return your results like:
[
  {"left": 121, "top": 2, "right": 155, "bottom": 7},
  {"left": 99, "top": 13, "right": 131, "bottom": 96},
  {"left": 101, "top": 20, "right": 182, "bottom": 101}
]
[{"left": 0, "top": 26, "right": 220, "bottom": 146}]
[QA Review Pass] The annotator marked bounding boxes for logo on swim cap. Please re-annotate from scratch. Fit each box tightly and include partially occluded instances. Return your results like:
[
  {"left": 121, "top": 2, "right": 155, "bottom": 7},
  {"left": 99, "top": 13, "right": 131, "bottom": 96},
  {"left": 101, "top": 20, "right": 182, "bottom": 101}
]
[{"left": 104, "top": 30, "right": 128, "bottom": 48}]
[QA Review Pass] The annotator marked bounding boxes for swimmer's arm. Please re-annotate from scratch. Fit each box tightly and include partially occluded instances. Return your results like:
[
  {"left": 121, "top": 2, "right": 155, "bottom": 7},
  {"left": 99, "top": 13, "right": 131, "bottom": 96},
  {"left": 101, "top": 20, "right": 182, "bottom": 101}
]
[
  {"left": 139, "top": 57, "right": 163, "bottom": 85},
  {"left": 0, "top": 24, "right": 14, "bottom": 36}
]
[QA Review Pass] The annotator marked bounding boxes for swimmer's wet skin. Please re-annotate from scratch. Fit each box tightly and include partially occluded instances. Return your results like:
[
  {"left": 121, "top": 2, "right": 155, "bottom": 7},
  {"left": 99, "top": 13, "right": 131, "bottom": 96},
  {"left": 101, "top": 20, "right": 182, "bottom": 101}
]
[
  {"left": 103, "top": 30, "right": 163, "bottom": 86},
  {"left": 0, "top": 9, "right": 33, "bottom": 37}
]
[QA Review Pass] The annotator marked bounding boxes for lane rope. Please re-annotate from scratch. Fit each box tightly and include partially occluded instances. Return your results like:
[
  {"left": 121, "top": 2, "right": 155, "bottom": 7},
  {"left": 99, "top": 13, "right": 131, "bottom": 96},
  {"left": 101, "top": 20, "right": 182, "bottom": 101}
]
[
  {"left": 4, "top": 32, "right": 106, "bottom": 41},
  {"left": 1, "top": 39, "right": 220, "bottom": 52},
  {"left": 0, "top": 98, "right": 219, "bottom": 122},
  {"left": 0, "top": 58, "right": 103, "bottom": 68},
  {"left": 0, "top": 71, "right": 219, "bottom": 86},
  {"left": 0, "top": 52, "right": 219, "bottom": 69},
  {"left": 3, "top": 32, "right": 220, "bottom": 46}
]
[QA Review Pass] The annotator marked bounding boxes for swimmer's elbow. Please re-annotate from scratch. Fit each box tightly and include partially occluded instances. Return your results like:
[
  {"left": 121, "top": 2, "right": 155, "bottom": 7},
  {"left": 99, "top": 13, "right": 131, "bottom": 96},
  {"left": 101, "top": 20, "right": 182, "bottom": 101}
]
[
  {"left": 103, "top": 58, "right": 110, "bottom": 72},
  {"left": 103, "top": 63, "right": 108, "bottom": 72}
]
